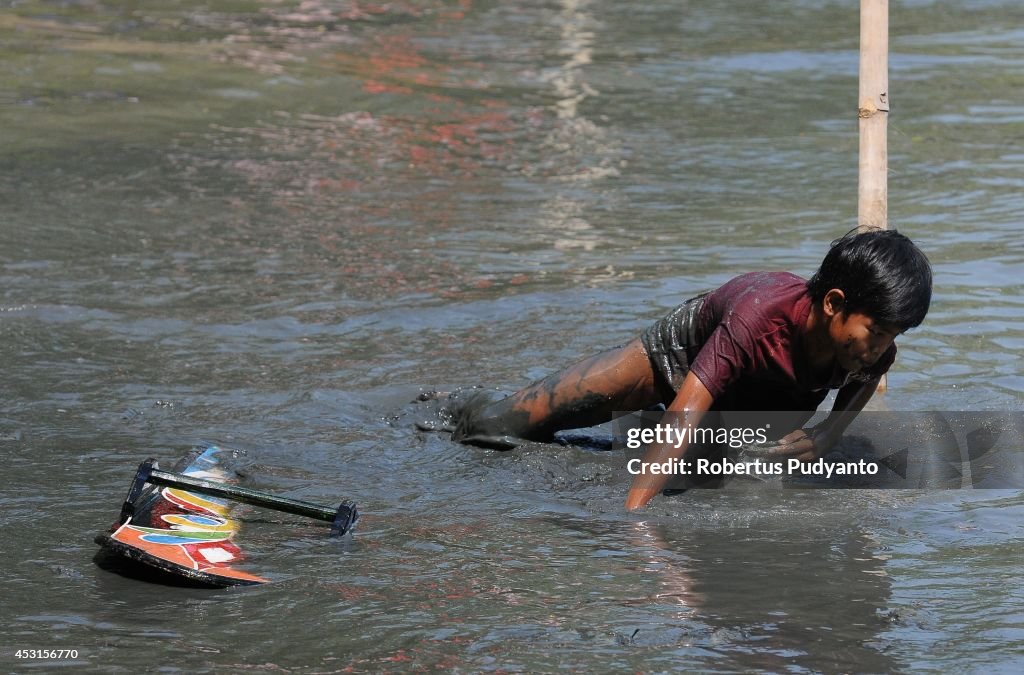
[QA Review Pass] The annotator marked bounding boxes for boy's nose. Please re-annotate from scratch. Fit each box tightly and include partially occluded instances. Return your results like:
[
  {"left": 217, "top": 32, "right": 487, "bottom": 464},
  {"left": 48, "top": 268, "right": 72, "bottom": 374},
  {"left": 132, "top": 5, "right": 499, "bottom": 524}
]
[{"left": 868, "top": 337, "right": 892, "bottom": 361}]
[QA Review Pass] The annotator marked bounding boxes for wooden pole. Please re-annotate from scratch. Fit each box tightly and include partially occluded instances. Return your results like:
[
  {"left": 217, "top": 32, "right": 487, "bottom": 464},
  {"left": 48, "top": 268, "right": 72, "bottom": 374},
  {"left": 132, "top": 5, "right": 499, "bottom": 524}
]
[
  {"left": 858, "top": 0, "right": 889, "bottom": 392},
  {"left": 856, "top": 0, "right": 888, "bottom": 229},
  {"left": 858, "top": 0, "right": 888, "bottom": 230}
]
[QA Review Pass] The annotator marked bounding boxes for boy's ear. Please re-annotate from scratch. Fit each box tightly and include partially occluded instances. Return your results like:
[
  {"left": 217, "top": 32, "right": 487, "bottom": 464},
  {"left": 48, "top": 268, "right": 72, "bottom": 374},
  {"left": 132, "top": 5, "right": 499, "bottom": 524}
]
[{"left": 822, "top": 289, "right": 846, "bottom": 318}]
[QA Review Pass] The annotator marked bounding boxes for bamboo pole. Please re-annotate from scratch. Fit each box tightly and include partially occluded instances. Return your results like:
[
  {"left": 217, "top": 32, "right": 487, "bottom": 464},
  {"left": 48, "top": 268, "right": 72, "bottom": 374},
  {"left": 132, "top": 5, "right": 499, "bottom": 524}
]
[
  {"left": 858, "top": 0, "right": 888, "bottom": 230},
  {"left": 858, "top": 0, "right": 889, "bottom": 392}
]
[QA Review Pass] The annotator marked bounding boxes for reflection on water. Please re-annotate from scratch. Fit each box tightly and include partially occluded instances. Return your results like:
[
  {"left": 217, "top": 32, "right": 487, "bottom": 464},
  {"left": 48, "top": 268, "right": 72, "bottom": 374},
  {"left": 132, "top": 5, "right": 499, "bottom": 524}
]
[
  {"left": 537, "top": 0, "right": 624, "bottom": 260},
  {"left": 624, "top": 517, "right": 898, "bottom": 673},
  {"left": 1, "top": 0, "right": 1023, "bottom": 671}
]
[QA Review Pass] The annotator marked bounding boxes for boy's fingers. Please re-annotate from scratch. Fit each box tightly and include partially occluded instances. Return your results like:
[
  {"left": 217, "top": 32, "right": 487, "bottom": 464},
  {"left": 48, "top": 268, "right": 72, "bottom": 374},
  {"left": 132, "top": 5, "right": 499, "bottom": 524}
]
[
  {"left": 740, "top": 443, "right": 776, "bottom": 457},
  {"left": 766, "top": 438, "right": 815, "bottom": 457},
  {"left": 625, "top": 486, "right": 660, "bottom": 511}
]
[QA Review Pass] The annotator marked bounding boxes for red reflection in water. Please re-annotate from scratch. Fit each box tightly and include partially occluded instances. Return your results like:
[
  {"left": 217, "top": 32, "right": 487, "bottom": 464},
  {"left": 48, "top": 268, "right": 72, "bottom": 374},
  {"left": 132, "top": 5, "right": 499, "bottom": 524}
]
[{"left": 178, "top": 0, "right": 547, "bottom": 303}]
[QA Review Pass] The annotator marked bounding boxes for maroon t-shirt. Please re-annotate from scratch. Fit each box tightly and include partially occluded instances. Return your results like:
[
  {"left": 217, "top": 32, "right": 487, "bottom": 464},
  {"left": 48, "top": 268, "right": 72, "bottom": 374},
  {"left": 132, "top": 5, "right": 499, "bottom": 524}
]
[{"left": 689, "top": 271, "right": 896, "bottom": 411}]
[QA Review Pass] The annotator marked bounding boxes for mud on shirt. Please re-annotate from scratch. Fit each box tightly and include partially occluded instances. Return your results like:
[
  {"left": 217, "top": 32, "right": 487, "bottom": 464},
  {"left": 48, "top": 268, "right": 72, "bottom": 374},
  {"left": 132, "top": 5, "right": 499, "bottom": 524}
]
[{"left": 641, "top": 271, "right": 896, "bottom": 413}]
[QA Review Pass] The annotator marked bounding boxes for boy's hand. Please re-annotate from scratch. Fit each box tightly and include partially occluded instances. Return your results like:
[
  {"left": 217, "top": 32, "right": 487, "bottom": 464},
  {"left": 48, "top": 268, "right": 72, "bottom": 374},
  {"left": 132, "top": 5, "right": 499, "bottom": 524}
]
[
  {"left": 765, "top": 429, "right": 822, "bottom": 462},
  {"left": 756, "top": 380, "right": 876, "bottom": 464}
]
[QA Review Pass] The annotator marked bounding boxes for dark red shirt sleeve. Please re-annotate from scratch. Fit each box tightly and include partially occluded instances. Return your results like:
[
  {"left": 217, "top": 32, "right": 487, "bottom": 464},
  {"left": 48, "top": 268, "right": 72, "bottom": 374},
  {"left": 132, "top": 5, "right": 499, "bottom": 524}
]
[{"left": 689, "top": 314, "right": 756, "bottom": 399}]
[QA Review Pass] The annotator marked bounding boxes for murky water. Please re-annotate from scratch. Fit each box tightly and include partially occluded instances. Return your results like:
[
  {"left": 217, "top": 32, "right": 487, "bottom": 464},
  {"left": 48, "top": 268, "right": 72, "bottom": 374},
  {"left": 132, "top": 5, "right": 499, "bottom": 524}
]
[{"left": 2, "top": 0, "right": 1023, "bottom": 671}]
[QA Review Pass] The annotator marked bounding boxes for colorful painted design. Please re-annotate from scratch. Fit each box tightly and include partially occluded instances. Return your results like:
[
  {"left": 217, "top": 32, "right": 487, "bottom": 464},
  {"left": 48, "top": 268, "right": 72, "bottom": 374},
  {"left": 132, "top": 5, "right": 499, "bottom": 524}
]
[
  {"left": 163, "top": 487, "right": 232, "bottom": 517},
  {"left": 97, "top": 445, "right": 268, "bottom": 586}
]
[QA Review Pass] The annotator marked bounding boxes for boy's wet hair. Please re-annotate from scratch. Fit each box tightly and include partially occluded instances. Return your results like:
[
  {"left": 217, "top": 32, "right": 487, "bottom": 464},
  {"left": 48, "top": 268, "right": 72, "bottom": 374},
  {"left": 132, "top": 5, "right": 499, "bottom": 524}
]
[{"left": 807, "top": 227, "right": 932, "bottom": 330}]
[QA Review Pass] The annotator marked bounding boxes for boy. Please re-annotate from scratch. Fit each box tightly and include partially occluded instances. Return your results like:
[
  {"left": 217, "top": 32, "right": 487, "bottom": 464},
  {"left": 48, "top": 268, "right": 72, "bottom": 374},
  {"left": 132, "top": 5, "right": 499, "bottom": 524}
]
[{"left": 451, "top": 228, "right": 932, "bottom": 510}]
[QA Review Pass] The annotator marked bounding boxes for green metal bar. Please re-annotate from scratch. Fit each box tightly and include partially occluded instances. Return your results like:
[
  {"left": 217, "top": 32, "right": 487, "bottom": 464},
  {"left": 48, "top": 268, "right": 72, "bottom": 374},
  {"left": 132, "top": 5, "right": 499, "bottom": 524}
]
[{"left": 148, "top": 467, "right": 339, "bottom": 523}]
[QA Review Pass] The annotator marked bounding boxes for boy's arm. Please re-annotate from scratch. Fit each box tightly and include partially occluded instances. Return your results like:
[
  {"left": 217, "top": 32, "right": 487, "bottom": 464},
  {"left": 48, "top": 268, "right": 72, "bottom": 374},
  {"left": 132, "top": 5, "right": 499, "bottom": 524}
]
[
  {"left": 625, "top": 371, "right": 714, "bottom": 511},
  {"left": 768, "top": 378, "right": 879, "bottom": 461}
]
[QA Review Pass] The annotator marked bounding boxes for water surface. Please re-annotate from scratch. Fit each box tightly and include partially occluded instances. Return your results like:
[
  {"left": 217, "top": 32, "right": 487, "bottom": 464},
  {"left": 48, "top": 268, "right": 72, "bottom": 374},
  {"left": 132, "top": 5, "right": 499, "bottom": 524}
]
[{"left": 2, "top": 0, "right": 1023, "bottom": 671}]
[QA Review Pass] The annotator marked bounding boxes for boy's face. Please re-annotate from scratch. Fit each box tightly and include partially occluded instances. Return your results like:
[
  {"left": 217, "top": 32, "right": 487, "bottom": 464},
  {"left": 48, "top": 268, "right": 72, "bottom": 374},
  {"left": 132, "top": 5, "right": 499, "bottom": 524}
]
[
  {"left": 823, "top": 289, "right": 901, "bottom": 373},
  {"left": 829, "top": 311, "right": 900, "bottom": 373}
]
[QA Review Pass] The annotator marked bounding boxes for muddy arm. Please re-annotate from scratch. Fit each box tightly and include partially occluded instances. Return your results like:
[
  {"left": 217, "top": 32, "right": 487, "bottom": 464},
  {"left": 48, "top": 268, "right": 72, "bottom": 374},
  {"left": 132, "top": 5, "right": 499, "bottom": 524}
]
[{"left": 624, "top": 371, "right": 714, "bottom": 511}]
